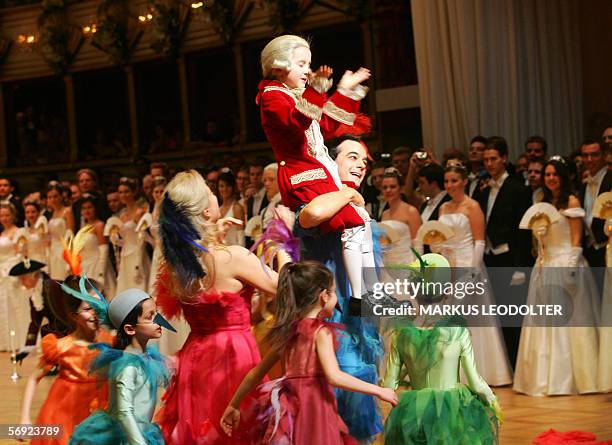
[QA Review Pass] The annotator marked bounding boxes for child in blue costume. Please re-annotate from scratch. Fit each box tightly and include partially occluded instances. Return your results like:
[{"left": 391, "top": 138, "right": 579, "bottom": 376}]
[
  {"left": 292, "top": 137, "right": 386, "bottom": 442},
  {"left": 295, "top": 219, "right": 383, "bottom": 442},
  {"left": 68, "top": 279, "right": 174, "bottom": 445}
]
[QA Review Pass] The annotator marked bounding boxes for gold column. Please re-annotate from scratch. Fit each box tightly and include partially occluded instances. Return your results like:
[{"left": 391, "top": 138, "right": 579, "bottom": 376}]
[
  {"left": 125, "top": 66, "right": 139, "bottom": 154},
  {"left": 177, "top": 56, "right": 191, "bottom": 144},
  {"left": 0, "top": 84, "right": 7, "bottom": 167},
  {"left": 233, "top": 43, "right": 247, "bottom": 147},
  {"left": 63, "top": 75, "right": 79, "bottom": 162}
]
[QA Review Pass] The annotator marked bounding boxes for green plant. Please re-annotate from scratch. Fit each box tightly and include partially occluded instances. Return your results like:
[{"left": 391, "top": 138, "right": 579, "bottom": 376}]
[
  {"left": 149, "top": 0, "right": 191, "bottom": 57},
  {"left": 91, "top": 0, "right": 142, "bottom": 66},
  {"left": 37, "top": 0, "right": 83, "bottom": 74},
  {"left": 262, "top": 0, "right": 303, "bottom": 33},
  {"left": 199, "top": 0, "right": 254, "bottom": 44}
]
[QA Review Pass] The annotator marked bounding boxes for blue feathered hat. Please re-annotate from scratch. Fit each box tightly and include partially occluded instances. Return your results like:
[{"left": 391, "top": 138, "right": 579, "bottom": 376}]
[
  {"left": 158, "top": 193, "right": 209, "bottom": 291},
  {"left": 60, "top": 275, "right": 176, "bottom": 332}
]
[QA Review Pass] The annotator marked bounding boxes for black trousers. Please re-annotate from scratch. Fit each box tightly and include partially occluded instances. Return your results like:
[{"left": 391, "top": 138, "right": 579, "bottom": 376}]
[{"left": 484, "top": 252, "right": 526, "bottom": 372}]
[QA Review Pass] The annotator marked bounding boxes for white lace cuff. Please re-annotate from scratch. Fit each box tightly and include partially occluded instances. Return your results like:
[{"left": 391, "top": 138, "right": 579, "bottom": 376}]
[
  {"left": 308, "top": 77, "right": 333, "bottom": 94},
  {"left": 337, "top": 84, "right": 369, "bottom": 101}
]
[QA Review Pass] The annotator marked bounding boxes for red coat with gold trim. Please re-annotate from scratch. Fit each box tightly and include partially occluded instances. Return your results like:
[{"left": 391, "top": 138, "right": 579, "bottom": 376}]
[{"left": 258, "top": 79, "right": 366, "bottom": 234}]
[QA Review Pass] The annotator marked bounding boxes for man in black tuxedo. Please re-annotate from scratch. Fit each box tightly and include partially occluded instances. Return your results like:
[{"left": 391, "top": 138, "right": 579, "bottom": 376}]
[
  {"left": 417, "top": 163, "right": 450, "bottom": 222},
  {"left": 579, "top": 140, "right": 612, "bottom": 268},
  {"left": 244, "top": 158, "right": 270, "bottom": 247},
  {"left": 364, "top": 161, "right": 388, "bottom": 221},
  {"left": 479, "top": 137, "right": 531, "bottom": 268},
  {"left": 478, "top": 136, "right": 531, "bottom": 369},
  {"left": 72, "top": 169, "right": 111, "bottom": 232},
  {"left": 8, "top": 260, "right": 67, "bottom": 363},
  {"left": 0, "top": 177, "right": 24, "bottom": 229}
]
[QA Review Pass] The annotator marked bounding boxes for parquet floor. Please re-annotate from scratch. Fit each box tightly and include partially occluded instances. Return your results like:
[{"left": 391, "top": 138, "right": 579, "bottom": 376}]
[{"left": 0, "top": 352, "right": 609, "bottom": 444}]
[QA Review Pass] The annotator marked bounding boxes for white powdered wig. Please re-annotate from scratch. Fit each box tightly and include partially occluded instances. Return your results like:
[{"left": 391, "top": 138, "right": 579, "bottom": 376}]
[
  {"left": 263, "top": 162, "right": 279, "bottom": 174},
  {"left": 261, "top": 35, "right": 310, "bottom": 78}
]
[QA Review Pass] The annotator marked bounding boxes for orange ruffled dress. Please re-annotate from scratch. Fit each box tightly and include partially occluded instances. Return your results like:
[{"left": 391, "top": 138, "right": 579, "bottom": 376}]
[{"left": 31, "top": 332, "right": 111, "bottom": 445}]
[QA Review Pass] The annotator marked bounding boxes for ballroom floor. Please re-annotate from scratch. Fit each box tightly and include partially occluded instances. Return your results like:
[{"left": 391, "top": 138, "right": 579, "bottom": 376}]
[{"left": 0, "top": 352, "right": 610, "bottom": 444}]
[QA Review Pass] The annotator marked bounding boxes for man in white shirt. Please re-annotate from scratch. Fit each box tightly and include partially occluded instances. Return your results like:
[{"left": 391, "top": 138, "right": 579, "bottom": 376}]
[
  {"left": 364, "top": 161, "right": 387, "bottom": 221},
  {"left": 527, "top": 158, "right": 545, "bottom": 204},
  {"left": 580, "top": 140, "right": 612, "bottom": 267},
  {"left": 417, "top": 163, "right": 449, "bottom": 222},
  {"left": 0, "top": 177, "right": 24, "bottom": 229},
  {"left": 477, "top": 136, "right": 531, "bottom": 369},
  {"left": 467, "top": 136, "right": 487, "bottom": 197},
  {"left": 245, "top": 159, "right": 270, "bottom": 247}
]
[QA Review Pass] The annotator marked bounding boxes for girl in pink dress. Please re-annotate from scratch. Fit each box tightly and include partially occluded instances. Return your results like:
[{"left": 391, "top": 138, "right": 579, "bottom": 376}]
[
  {"left": 220, "top": 261, "right": 398, "bottom": 445},
  {"left": 154, "top": 170, "right": 290, "bottom": 444}
]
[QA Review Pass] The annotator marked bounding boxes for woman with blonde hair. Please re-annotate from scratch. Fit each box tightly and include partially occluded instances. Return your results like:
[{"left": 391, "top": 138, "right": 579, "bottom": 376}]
[{"left": 154, "top": 170, "right": 290, "bottom": 444}]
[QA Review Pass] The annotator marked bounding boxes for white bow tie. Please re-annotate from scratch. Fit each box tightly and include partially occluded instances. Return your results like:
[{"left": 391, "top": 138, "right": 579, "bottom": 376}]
[{"left": 488, "top": 179, "right": 502, "bottom": 189}]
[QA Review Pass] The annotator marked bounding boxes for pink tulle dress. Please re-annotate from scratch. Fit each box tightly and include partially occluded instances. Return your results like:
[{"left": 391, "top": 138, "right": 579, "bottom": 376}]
[
  {"left": 156, "top": 273, "right": 262, "bottom": 444},
  {"left": 248, "top": 317, "right": 357, "bottom": 445}
]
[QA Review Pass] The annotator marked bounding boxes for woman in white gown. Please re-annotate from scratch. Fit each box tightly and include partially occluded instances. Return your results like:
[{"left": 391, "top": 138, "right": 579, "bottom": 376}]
[
  {"left": 46, "top": 181, "right": 74, "bottom": 280},
  {"left": 380, "top": 168, "right": 421, "bottom": 265},
  {"left": 114, "top": 178, "right": 152, "bottom": 294},
  {"left": 218, "top": 171, "right": 245, "bottom": 247},
  {"left": 435, "top": 164, "right": 513, "bottom": 386},
  {"left": 0, "top": 203, "right": 29, "bottom": 350},
  {"left": 148, "top": 176, "right": 191, "bottom": 355},
  {"left": 600, "top": 220, "right": 611, "bottom": 392},
  {"left": 514, "top": 158, "right": 600, "bottom": 396},
  {"left": 78, "top": 194, "right": 108, "bottom": 286},
  {"left": 18, "top": 201, "right": 48, "bottom": 266},
  {"left": 148, "top": 176, "right": 167, "bottom": 291}
]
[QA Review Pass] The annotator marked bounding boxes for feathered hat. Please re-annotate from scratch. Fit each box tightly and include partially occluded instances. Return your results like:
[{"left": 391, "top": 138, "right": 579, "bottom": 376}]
[
  {"left": 158, "top": 194, "right": 209, "bottom": 291},
  {"left": 60, "top": 275, "right": 176, "bottom": 332},
  {"left": 250, "top": 217, "right": 300, "bottom": 271},
  {"left": 62, "top": 225, "right": 94, "bottom": 276}
]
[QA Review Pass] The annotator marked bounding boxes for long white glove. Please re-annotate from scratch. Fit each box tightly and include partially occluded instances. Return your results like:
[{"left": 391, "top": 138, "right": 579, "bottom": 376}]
[
  {"left": 93, "top": 244, "right": 108, "bottom": 287},
  {"left": 472, "top": 240, "right": 485, "bottom": 269},
  {"left": 568, "top": 246, "right": 582, "bottom": 268},
  {"left": 564, "top": 246, "right": 582, "bottom": 297},
  {"left": 109, "top": 231, "right": 124, "bottom": 247}
]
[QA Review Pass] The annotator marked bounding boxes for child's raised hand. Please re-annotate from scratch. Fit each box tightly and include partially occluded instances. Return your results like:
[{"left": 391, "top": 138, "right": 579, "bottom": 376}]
[
  {"left": 377, "top": 387, "right": 399, "bottom": 407},
  {"left": 338, "top": 67, "right": 371, "bottom": 90},
  {"left": 310, "top": 65, "right": 333, "bottom": 80},
  {"left": 220, "top": 405, "right": 241, "bottom": 436}
]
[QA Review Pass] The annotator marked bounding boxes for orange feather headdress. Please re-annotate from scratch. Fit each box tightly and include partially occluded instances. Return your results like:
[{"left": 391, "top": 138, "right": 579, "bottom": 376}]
[{"left": 62, "top": 225, "right": 94, "bottom": 276}]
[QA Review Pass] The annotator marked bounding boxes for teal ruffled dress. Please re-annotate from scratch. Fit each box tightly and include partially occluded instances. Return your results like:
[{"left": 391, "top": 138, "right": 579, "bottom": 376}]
[
  {"left": 70, "top": 345, "right": 170, "bottom": 445},
  {"left": 383, "top": 319, "right": 499, "bottom": 445}
]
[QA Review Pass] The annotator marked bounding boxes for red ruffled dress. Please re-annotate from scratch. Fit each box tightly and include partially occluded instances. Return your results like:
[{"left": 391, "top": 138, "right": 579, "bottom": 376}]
[
  {"left": 156, "top": 276, "right": 262, "bottom": 444},
  {"left": 249, "top": 317, "right": 357, "bottom": 445}
]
